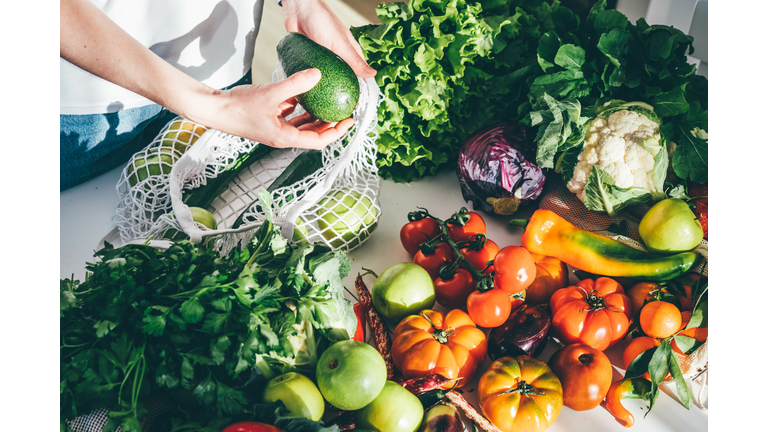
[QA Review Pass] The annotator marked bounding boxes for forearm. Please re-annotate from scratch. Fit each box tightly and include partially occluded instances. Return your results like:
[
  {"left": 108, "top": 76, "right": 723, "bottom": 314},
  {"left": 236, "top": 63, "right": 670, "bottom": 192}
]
[{"left": 59, "top": 0, "right": 216, "bottom": 121}]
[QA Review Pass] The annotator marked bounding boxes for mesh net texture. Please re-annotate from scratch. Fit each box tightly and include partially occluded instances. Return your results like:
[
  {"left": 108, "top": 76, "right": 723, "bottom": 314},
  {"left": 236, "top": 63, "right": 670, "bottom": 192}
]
[{"left": 113, "top": 65, "right": 383, "bottom": 257}]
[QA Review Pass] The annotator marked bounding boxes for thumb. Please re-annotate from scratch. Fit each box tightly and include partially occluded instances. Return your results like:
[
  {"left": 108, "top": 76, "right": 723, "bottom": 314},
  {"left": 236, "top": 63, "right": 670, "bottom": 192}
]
[{"left": 272, "top": 68, "right": 322, "bottom": 102}]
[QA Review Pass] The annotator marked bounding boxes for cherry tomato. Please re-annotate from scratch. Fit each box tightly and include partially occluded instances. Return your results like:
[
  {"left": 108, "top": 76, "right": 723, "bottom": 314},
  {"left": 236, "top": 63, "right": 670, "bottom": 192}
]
[
  {"left": 414, "top": 242, "right": 455, "bottom": 280},
  {"left": 467, "top": 288, "right": 512, "bottom": 328},
  {"left": 548, "top": 344, "right": 613, "bottom": 411},
  {"left": 400, "top": 217, "right": 441, "bottom": 256},
  {"left": 434, "top": 268, "right": 476, "bottom": 310},
  {"left": 447, "top": 211, "right": 486, "bottom": 242},
  {"left": 460, "top": 237, "right": 500, "bottom": 274},
  {"left": 493, "top": 246, "right": 536, "bottom": 295}
]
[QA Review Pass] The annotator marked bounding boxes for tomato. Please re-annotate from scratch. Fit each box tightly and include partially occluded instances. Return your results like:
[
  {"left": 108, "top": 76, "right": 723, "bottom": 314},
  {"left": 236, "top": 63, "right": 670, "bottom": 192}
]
[
  {"left": 478, "top": 355, "right": 563, "bottom": 432},
  {"left": 352, "top": 302, "right": 366, "bottom": 342},
  {"left": 493, "top": 246, "right": 536, "bottom": 295},
  {"left": 548, "top": 344, "right": 613, "bottom": 411},
  {"left": 549, "top": 278, "right": 632, "bottom": 351},
  {"left": 467, "top": 288, "right": 512, "bottom": 328},
  {"left": 391, "top": 309, "right": 488, "bottom": 388},
  {"left": 460, "top": 237, "right": 500, "bottom": 274},
  {"left": 400, "top": 217, "right": 441, "bottom": 256},
  {"left": 525, "top": 254, "right": 568, "bottom": 305},
  {"left": 626, "top": 281, "right": 667, "bottom": 319},
  {"left": 434, "top": 268, "right": 476, "bottom": 310},
  {"left": 221, "top": 422, "right": 283, "bottom": 432},
  {"left": 414, "top": 242, "right": 455, "bottom": 280},
  {"left": 447, "top": 211, "right": 486, "bottom": 242}
]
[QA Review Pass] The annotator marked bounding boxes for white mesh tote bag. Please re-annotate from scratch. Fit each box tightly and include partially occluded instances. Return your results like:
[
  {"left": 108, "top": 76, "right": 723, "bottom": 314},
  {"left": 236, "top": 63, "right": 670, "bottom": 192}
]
[{"left": 113, "top": 67, "right": 383, "bottom": 256}]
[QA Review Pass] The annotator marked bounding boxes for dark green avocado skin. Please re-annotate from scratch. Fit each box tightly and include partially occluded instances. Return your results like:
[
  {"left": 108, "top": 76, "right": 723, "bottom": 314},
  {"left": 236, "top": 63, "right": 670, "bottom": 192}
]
[{"left": 276, "top": 32, "right": 360, "bottom": 122}]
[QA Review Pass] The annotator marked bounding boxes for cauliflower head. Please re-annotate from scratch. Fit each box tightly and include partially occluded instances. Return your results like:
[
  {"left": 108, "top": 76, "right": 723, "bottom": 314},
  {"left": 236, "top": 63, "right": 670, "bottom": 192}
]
[
  {"left": 558, "top": 100, "right": 668, "bottom": 216},
  {"left": 567, "top": 109, "right": 662, "bottom": 201}
]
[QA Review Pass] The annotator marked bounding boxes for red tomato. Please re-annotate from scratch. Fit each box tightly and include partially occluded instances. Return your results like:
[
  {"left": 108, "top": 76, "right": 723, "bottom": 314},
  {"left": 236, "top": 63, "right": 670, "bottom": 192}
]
[
  {"left": 493, "top": 246, "right": 536, "bottom": 295},
  {"left": 400, "top": 217, "right": 442, "bottom": 255},
  {"left": 550, "top": 278, "right": 632, "bottom": 351},
  {"left": 221, "top": 422, "right": 283, "bottom": 432},
  {"left": 434, "top": 268, "right": 476, "bottom": 310},
  {"left": 467, "top": 288, "right": 512, "bottom": 328},
  {"left": 460, "top": 237, "right": 500, "bottom": 274},
  {"left": 414, "top": 242, "right": 455, "bottom": 280},
  {"left": 447, "top": 211, "right": 486, "bottom": 242},
  {"left": 548, "top": 344, "right": 613, "bottom": 411}
]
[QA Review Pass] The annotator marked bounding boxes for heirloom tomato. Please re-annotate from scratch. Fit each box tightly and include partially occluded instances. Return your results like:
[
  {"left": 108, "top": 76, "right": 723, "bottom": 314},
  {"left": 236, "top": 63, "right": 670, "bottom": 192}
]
[
  {"left": 550, "top": 278, "right": 631, "bottom": 351},
  {"left": 400, "top": 217, "right": 441, "bottom": 255},
  {"left": 478, "top": 355, "right": 563, "bottom": 432},
  {"left": 434, "top": 268, "right": 476, "bottom": 310},
  {"left": 467, "top": 288, "right": 512, "bottom": 328},
  {"left": 447, "top": 211, "right": 486, "bottom": 242},
  {"left": 493, "top": 246, "right": 536, "bottom": 295},
  {"left": 525, "top": 253, "right": 568, "bottom": 305},
  {"left": 414, "top": 242, "right": 455, "bottom": 280},
  {"left": 548, "top": 344, "right": 612, "bottom": 411},
  {"left": 460, "top": 237, "right": 499, "bottom": 274},
  {"left": 391, "top": 309, "right": 488, "bottom": 387}
]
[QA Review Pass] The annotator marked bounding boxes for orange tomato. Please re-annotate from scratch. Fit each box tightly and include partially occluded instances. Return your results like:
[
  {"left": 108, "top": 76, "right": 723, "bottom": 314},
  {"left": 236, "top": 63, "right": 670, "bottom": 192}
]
[
  {"left": 391, "top": 309, "right": 488, "bottom": 387},
  {"left": 626, "top": 281, "right": 667, "bottom": 318},
  {"left": 549, "top": 278, "right": 632, "bottom": 351},
  {"left": 639, "top": 301, "right": 682, "bottom": 339},
  {"left": 467, "top": 288, "right": 513, "bottom": 328},
  {"left": 525, "top": 253, "right": 569, "bottom": 305},
  {"left": 478, "top": 355, "right": 563, "bottom": 432}
]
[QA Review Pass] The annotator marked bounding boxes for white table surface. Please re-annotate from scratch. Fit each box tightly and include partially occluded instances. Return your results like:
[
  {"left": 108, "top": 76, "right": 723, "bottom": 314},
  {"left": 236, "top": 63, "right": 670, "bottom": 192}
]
[{"left": 60, "top": 165, "right": 708, "bottom": 431}]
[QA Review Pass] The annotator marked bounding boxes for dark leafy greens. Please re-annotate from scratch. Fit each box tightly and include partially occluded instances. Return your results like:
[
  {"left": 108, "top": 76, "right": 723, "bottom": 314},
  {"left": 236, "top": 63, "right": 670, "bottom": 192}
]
[
  {"left": 523, "top": 0, "right": 707, "bottom": 184},
  {"left": 352, "top": 0, "right": 577, "bottom": 182},
  {"left": 60, "top": 193, "right": 354, "bottom": 432}
]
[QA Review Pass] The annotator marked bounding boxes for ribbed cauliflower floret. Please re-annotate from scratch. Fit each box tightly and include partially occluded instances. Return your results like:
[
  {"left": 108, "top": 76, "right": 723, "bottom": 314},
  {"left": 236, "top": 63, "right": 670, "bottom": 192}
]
[{"left": 567, "top": 110, "right": 660, "bottom": 202}]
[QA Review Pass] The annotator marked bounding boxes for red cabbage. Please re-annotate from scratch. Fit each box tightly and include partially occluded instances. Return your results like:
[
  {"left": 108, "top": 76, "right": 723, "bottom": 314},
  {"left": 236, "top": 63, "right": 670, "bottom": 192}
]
[{"left": 456, "top": 122, "right": 546, "bottom": 215}]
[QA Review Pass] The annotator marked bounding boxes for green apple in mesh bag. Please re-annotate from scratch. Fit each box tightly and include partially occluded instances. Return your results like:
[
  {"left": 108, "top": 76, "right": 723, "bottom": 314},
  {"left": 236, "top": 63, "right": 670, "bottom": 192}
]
[
  {"left": 127, "top": 146, "right": 181, "bottom": 187},
  {"left": 316, "top": 189, "right": 377, "bottom": 248},
  {"left": 163, "top": 206, "right": 218, "bottom": 241}
]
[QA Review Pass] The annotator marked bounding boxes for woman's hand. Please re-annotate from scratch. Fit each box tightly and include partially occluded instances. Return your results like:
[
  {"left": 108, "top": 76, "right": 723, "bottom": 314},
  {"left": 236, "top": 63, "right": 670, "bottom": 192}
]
[
  {"left": 282, "top": 0, "right": 377, "bottom": 78},
  {"left": 203, "top": 68, "right": 355, "bottom": 149}
]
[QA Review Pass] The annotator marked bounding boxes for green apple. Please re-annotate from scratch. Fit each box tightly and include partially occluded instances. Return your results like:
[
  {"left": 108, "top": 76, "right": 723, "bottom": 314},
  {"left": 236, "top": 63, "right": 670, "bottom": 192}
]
[
  {"left": 372, "top": 262, "right": 435, "bottom": 323},
  {"left": 316, "top": 189, "right": 377, "bottom": 248},
  {"left": 639, "top": 198, "right": 703, "bottom": 254},
  {"left": 354, "top": 380, "right": 424, "bottom": 432},
  {"left": 316, "top": 340, "right": 387, "bottom": 411},
  {"left": 127, "top": 147, "right": 180, "bottom": 187},
  {"left": 261, "top": 372, "right": 325, "bottom": 421},
  {"left": 164, "top": 206, "right": 218, "bottom": 241}
]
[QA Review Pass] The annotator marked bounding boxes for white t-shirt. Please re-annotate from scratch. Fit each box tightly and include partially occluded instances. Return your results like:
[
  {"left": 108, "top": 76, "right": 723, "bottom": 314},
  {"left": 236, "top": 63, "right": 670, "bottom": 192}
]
[{"left": 60, "top": 0, "right": 265, "bottom": 115}]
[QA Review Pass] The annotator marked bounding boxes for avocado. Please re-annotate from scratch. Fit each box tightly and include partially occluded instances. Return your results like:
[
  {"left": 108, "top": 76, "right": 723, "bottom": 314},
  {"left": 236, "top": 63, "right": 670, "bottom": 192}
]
[{"left": 276, "top": 32, "right": 360, "bottom": 122}]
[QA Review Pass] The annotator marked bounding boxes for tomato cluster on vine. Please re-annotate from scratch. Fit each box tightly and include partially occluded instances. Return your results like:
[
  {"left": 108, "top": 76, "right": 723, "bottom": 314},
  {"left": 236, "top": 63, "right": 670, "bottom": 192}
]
[{"left": 400, "top": 207, "right": 537, "bottom": 328}]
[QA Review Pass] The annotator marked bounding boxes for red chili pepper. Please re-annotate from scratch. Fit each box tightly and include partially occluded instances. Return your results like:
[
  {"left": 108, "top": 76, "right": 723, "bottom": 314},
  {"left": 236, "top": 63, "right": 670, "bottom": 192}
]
[
  {"left": 446, "top": 391, "right": 503, "bottom": 432},
  {"left": 352, "top": 303, "right": 366, "bottom": 342},
  {"left": 355, "top": 274, "right": 396, "bottom": 379},
  {"left": 397, "top": 374, "right": 460, "bottom": 395}
]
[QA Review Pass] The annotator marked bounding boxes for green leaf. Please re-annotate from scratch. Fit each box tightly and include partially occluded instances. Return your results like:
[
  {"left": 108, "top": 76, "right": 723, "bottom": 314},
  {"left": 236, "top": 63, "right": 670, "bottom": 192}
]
[
  {"left": 674, "top": 335, "right": 696, "bottom": 354},
  {"left": 687, "top": 295, "right": 708, "bottom": 329},
  {"left": 192, "top": 375, "right": 217, "bottom": 408},
  {"left": 180, "top": 297, "right": 205, "bottom": 323},
  {"left": 625, "top": 345, "right": 656, "bottom": 380},
  {"left": 94, "top": 320, "right": 117, "bottom": 338},
  {"left": 668, "top": 352, "right": 693, "bottom": 409},
  {"left": 583, "top": 166, "right": 652, "bottom": 216},
  {"left": 649, "top": 84, "right": 689, "bottom": 117},
  {"left": 648, "top": 341, "right": 671, "bottom": 385}
]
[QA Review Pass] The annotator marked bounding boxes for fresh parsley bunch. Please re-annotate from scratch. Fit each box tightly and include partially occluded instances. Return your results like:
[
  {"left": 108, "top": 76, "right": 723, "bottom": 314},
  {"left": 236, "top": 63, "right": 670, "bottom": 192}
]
[{"left": 60, "top": 194, "right": 356, "bottom": 431}]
